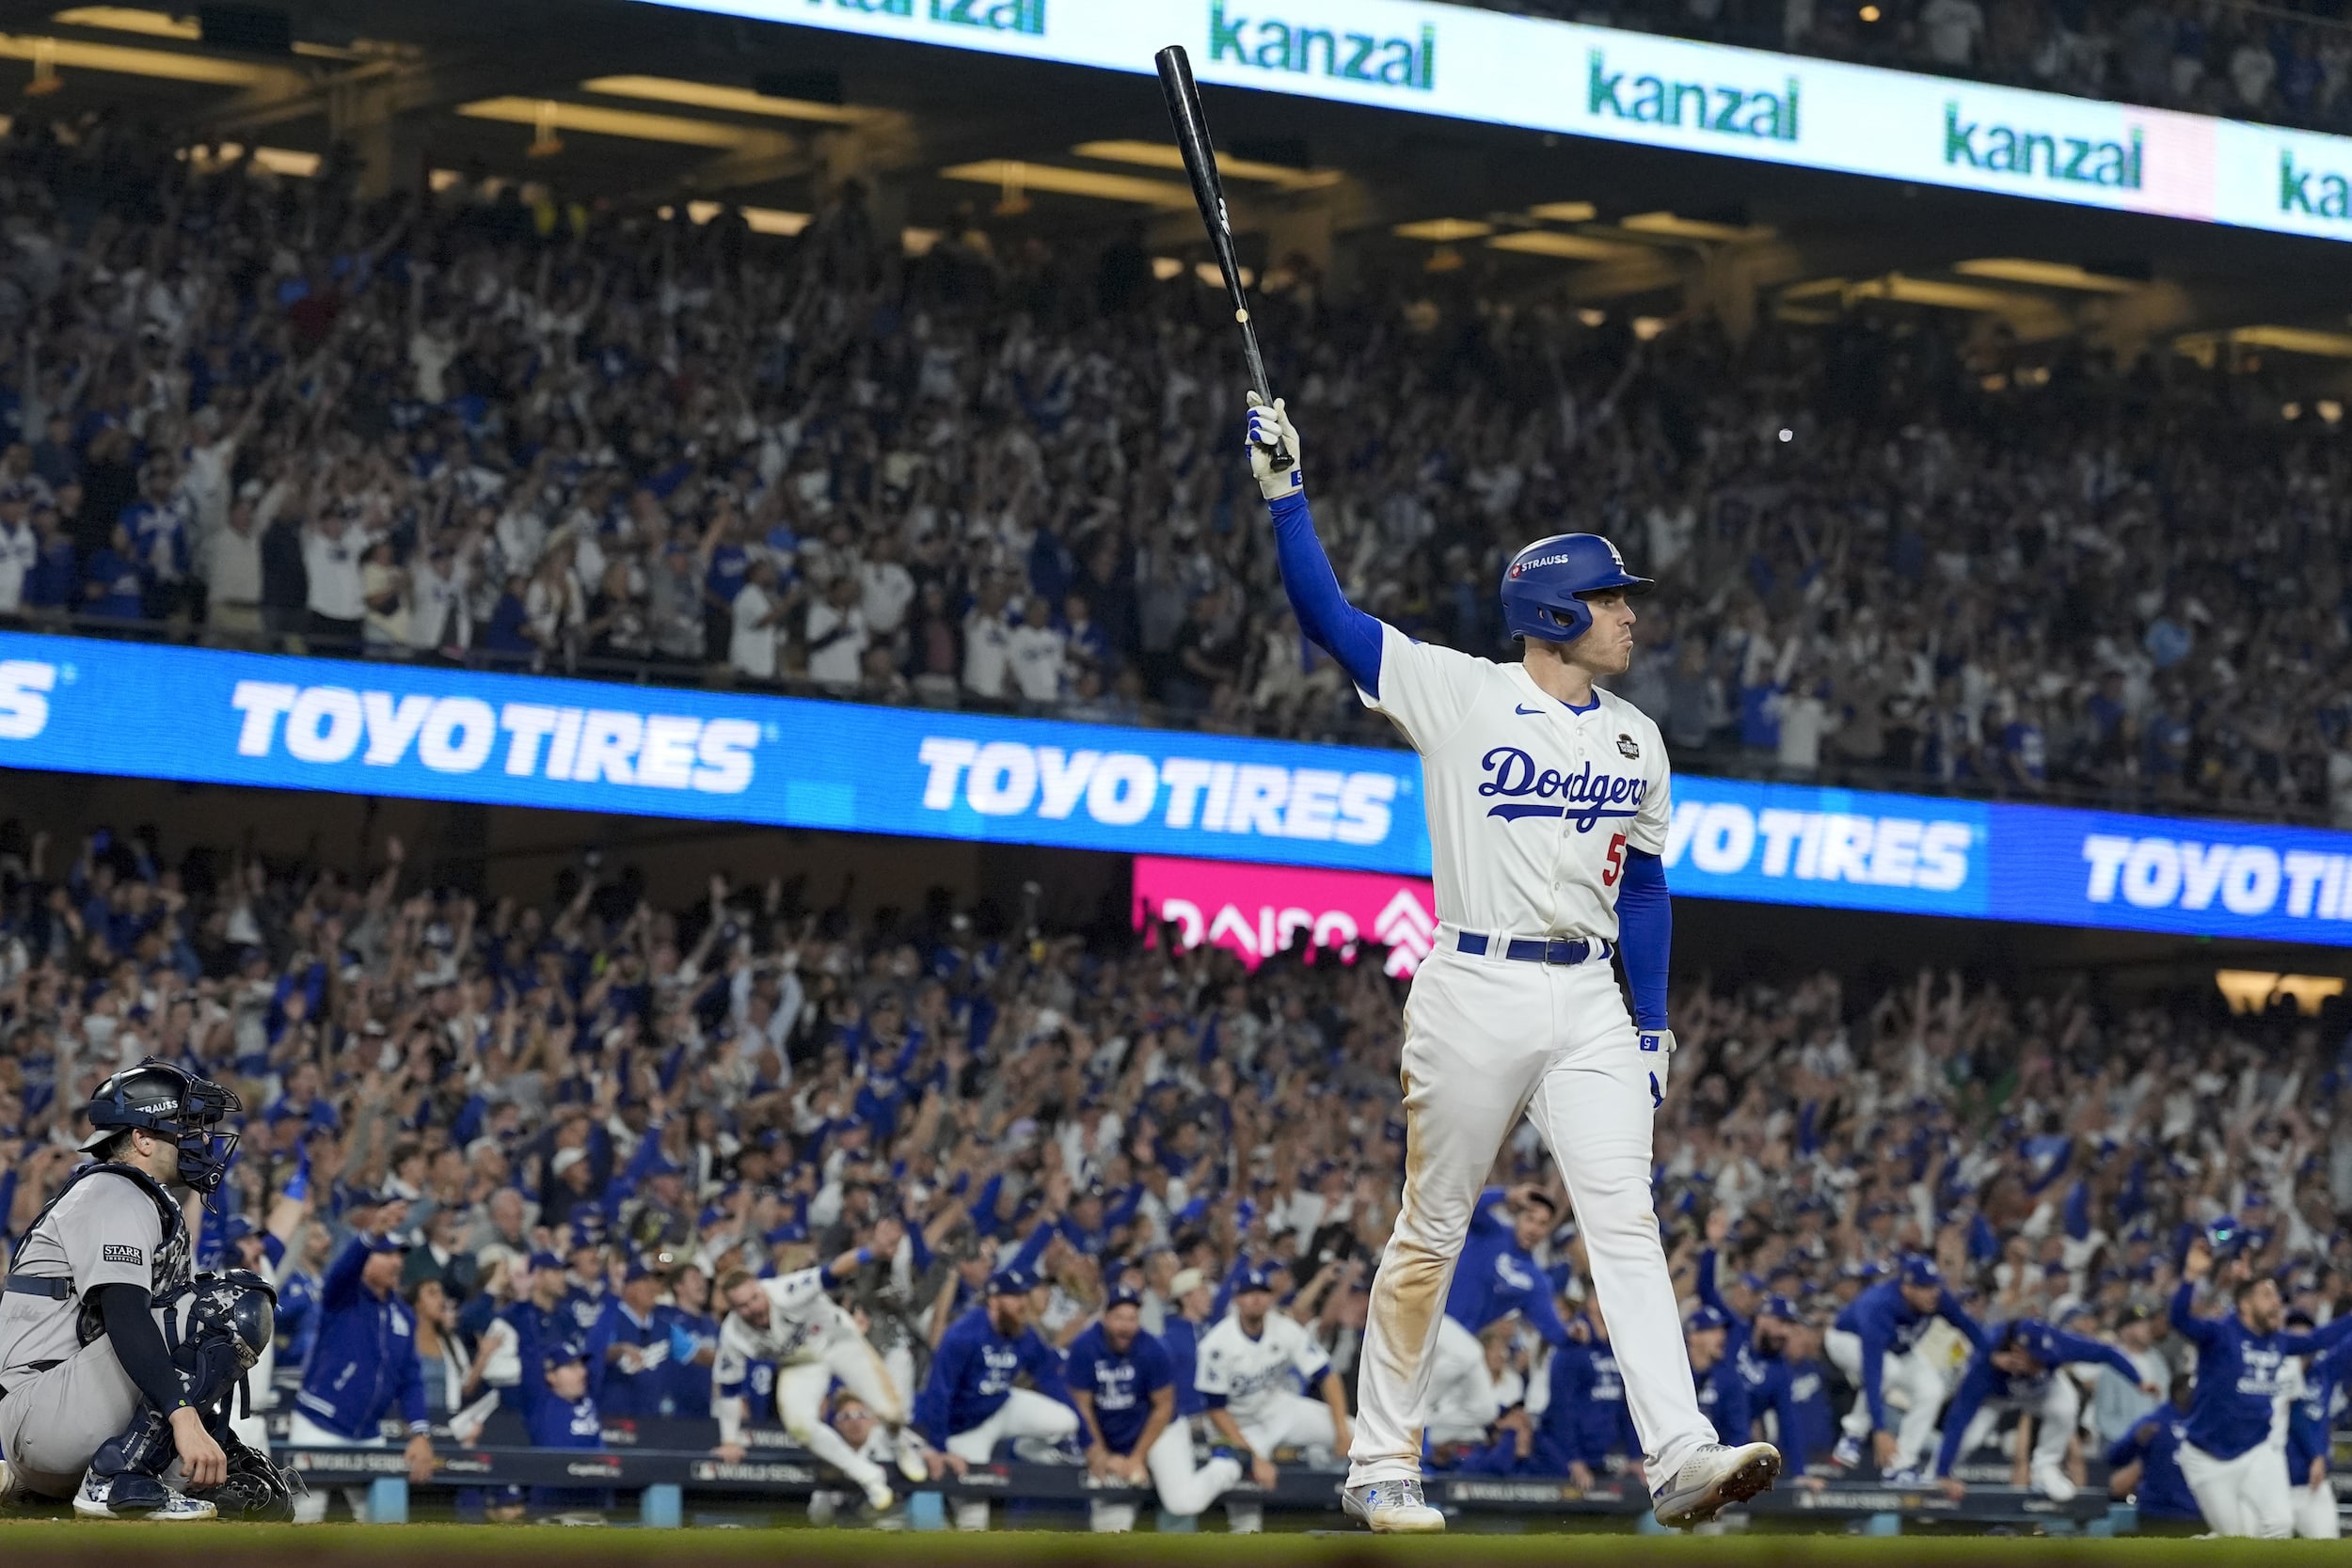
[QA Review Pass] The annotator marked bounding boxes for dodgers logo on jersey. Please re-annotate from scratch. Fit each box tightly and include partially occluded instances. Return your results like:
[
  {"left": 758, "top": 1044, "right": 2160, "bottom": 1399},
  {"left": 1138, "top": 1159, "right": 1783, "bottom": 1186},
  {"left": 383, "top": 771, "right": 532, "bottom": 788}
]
[{"left": 1479, "top": 747, "right": 1645, "bottom": 832}]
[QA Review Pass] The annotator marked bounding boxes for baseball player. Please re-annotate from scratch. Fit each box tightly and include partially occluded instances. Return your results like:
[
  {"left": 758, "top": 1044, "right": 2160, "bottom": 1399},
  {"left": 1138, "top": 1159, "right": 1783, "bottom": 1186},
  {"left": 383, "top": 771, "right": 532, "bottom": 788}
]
[
  {"left": 288, "top": 1215, "right": 436, "bottom": 1524},
  {"left": 1068, "top": 1284, "right": 1176, "bottom": 1532},
  {"left": 0, "top": 1059, "right": 293, "bottom": 1521},
  {"left": 2283, "top": 1311, "right": 2348, "bottom": 1539},
  {"left": 2106, "top": 1380, "right": 2205, "bottom": 1532},
  {"left": 1246, "top": 395, "right": 1776, "bottom": 1532},
  {"left": 1749, "top": 1299, "right": 1836, "bottom": 1477},
  {"left": 2170, "top": 1234, "right": 2352, "bottom": 1536},
  {"left": 1147, "top": 1267, "right": 1247, "bottom": 1525},
  {"left": 916, "top": 1263, "right": 1080, "bottom": 1530},
  {"left": 1686, "top": 1307, "right": 1751, "bottom": 1446},
  {"left": 1430, "top": 1186, "right": 1570, "bottom": 1448},
  {"left": 1530, "top": 1291, "right": 1636, "bottom": 1481},
  {"left": 1824, "top": 1257, "right": 1981, "bottom": 1475},
  {"left": 1929, "top": 1318, "right": 2153, "bottom": 1501},
  {"left": 1196, "top": 1262, "right": 1353, "bottom": 1533},
  {"left": 710, "top": 1230, "right": 927, "bottom": 1515}
]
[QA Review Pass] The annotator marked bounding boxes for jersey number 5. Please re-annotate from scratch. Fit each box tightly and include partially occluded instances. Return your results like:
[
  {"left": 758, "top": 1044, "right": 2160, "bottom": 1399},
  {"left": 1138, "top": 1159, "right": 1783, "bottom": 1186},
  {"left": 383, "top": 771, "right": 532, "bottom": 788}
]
[{"left": 1601, "top": 832, "right": 1628, "bottom": 888}]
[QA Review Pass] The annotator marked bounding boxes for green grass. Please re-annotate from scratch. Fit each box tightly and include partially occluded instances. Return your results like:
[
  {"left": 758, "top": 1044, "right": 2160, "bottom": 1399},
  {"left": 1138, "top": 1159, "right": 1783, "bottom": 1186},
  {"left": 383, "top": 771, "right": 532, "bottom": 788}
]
[{"left": 0, "top": 1523, "right": 2312, "bottom": 1565}]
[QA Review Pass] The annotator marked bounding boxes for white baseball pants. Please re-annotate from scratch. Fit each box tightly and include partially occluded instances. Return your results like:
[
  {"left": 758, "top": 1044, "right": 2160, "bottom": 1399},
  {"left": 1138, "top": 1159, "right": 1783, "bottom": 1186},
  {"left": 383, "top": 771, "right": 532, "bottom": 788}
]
[
  {"left": 1825, "top": 1328, "right": 1947, "bottom": 1471},
  {"left": 1348, "top": 944, "right": 1709, "bottom": 1493},
  {"left": 2294, "top": 1476, "right": 2342, "bottom": 1539},
  {"left": 773, "top": 1324, "right": 907, "bottom": 1501},
  {"left": 1226, "top": 1391, "right": 1343, "bottom": 1532},
  {"left": 2180, "top": 1437, "right": 2294, "bottom": 1538},
  {"left": 1087, "top": 1421, "right": 1244, "bottom": 1530},
  {"left": 286, "top": 1410, "right": 385, "bottom": 1524},
  {"left": 1953, "top": 1371, "right": 2080, "bottom": 1497},
  {"left": 1423, "top": 1315, "right": 1502, "bottom": 1446},
  {"left": 946, "top": 1388, "right": 1078, "bottom": 1529}
]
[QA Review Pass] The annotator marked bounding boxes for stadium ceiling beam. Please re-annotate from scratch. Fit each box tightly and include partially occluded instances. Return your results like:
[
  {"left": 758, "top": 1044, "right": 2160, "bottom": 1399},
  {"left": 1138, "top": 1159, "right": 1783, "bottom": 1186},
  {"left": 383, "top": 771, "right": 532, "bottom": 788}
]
[
  {"left": 199, "top": 49, "right": 578, "bottom": 137},
  {"left": 633, "top": 108, "right": 919, "bottom": 204}
]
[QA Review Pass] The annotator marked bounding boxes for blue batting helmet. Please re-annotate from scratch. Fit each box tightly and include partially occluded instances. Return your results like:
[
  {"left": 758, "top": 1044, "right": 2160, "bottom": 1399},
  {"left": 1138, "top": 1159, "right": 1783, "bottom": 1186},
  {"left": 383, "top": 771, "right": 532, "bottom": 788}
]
[{"left": 1499, "top": 534, "right": 1653, "bottom": 645}]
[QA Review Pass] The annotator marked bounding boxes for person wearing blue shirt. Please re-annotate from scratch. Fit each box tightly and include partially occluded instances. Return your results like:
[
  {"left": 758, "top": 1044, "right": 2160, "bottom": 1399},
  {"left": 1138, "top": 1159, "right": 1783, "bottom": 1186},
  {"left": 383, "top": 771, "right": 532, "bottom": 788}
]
[
  {"left": 1930, "top": 1319, "right": 2151, "bottom": 1500},
  {"left": 1695, "top": 1214, "right": 1773, "bottom": 1407},
  {"left": 1069, "top": 1286, "right": 1178, "bottom": 1532},
  {"left": 495, "top": 1253, "right": 575, "bottom": 1417},
  {"left": 585, "top": 1261, "right": 671, "bottom": 1418},
  {"left": 2170, "top": 1234, "right": 2352, "bottom": 1537},
  {"left": 2107, "top": 1380, "right": 2205, "bottom": 1533},
  {"left": 1687, "top": 1307, "right": 1752, "bottom": 1448},
  {"left": 1531, "top": 1293, "right": 1639, "bottom": 1483},
  {"left": 1750, "top": 1302, "right": 1836, "bottom": 1478},
  {"left": 661, "top": 1267, "right": 721, "bottom": 1419},
  {"left": 84, "top": 525, "right": 147, "bottom": 620},
  {"left": 524, "top": 1343, "right": 612, "bottom": 1517},
  {"left": 288, "top": 1220, "right": 435, "bottom": 1523},
  {"left": 915, "top": 1264, "right": 1079, "bottom": 1530},
  {"left": 1826, "top": 1257, "right": 1982, "bottom": 1475},
  {"left": 2284, "top": 1312, "right": 2351, "bottom": 1539}
]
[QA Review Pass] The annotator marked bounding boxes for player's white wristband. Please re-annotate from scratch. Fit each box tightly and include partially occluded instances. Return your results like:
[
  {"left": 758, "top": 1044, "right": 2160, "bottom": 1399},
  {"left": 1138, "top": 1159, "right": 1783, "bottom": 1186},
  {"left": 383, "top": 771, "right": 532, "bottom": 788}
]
[{"left": 1638, "top": 1029, "right": 1676, "bottom": 1055}]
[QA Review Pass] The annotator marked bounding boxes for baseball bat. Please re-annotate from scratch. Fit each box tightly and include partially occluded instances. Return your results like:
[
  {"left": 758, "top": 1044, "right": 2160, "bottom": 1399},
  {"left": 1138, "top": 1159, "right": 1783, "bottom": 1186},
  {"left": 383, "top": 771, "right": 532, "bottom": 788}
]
[{"left": 1154, "top": 43, "right": 1292, "bottom": 470}]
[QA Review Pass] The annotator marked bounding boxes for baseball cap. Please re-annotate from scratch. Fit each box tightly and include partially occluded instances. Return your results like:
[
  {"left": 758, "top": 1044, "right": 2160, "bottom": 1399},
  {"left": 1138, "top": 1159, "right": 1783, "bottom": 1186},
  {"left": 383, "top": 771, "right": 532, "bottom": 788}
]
[
  {"left": 223, "top": 1214, "right": 259, "bottom": 1243},
  {"left": 1900, "top": 1257, "right": 1943, "bottom": 1290},
  {"left": 989, "top": 1264, "right": 1035, "bottom": 1296},
  {"left": 1685, "top": 1305, "right": 1730, "bottom": 1334},
  {"left": 1105, "top": 1285, "right": 1144, "bottom": 1311},
  {"left": 1759, "top": 1293, "right": 1801, "bottom": 1323},
  {"left": 1233, "top": 1264, "right": 1277, "bottom": 1295},
  {"left": 764, "top": 1222, "right": 808, "bottom": 1247},
  {"left": 1168, "top": 1268, "right": 1206, "bottom": 1299},
  {"left": 366, "top": 1229, "right": 417, "bottom": 1254},
  {"left": 527, "top": 1250, "right": 564, "bottom": 1273},
  {"left": 543, "top": 1340, "right": 588, "bottom": 1371}
]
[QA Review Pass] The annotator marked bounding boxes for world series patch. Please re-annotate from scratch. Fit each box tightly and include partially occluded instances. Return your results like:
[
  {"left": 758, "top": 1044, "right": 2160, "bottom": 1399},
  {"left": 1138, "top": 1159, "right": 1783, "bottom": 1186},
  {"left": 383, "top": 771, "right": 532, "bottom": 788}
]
[{"left": 1616, "top": 734, "right": 1640, "bottom": 759}]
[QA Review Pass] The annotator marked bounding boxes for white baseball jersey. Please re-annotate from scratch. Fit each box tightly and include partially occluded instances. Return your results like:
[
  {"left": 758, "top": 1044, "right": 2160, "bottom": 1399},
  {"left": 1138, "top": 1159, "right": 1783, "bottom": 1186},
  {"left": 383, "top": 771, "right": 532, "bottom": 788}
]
[
  {"left": 713, "top": 1267, "right": 852, "bottom": 1379},
  {"left": 1362, "top": 623, "right": 1669, "bottom": 939},
  {"left": 1195, "top": 1311, "right": 1331, "bottom": 1424}
]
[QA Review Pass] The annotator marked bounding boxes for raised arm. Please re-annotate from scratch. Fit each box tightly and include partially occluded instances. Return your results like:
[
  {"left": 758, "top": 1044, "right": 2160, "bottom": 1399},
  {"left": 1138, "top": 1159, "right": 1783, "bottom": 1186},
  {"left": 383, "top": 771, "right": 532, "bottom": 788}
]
[{"left": 1245, "top": 395, "right": 1383, "bottom": 697}]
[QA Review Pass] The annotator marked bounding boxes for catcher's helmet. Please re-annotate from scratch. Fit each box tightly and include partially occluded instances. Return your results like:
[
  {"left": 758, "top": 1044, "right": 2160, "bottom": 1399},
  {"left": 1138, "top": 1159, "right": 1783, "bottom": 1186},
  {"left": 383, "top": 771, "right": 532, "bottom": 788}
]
[
  {"left": 81, "top": 1056, "right": 242, "bottom": 1194},
  {"left": 1499, "top": 533, "right": 1653, "bottom": 644}
]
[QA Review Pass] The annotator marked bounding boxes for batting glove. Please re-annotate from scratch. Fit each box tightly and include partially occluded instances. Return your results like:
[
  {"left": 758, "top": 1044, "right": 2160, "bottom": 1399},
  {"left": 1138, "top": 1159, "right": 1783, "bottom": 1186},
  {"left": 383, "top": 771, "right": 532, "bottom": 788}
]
[
  {"left": 1246, "top": 391, "right": 1302, "bottom": 501},
  {"left": 1638, "top": 1029, "right": 1676, "bottom": 1055}
]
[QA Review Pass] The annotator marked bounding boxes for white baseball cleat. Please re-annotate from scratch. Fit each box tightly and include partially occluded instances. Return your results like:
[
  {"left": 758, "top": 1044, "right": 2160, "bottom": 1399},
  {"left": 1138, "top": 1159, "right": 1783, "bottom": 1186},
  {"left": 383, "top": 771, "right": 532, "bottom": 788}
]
[
  {"left": 1651, "top": 1441, "right": 1782, "bottom": 1529},
  {"left": 72, "top": 1470, "right": 217, "bottom": 1521},
  {"left": 894, "top": 1428, "right": 930, "bottom": 1484},
  {"left": 861, "top": 1478, "right": 896, "bottom": 1514},
  {"left": 0, "top": 1459, "right": 22, "bottom": 1506},
  {"left": 1339, "top": 1477, "right": 1446, "bottom": 1533}
]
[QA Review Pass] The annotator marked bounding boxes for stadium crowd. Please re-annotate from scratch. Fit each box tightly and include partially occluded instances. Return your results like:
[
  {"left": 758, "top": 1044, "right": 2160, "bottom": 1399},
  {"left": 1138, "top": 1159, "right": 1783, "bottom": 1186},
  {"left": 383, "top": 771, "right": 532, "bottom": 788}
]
[
  {"left": 1472, "top": 0, "right": 2352, "bottom": 134},
  {"left": 0, "top": 821, "right": 2349, "bottom": 1528},
  {"left": 0, "top": 115, "right": 2347, "bottom": 826}
]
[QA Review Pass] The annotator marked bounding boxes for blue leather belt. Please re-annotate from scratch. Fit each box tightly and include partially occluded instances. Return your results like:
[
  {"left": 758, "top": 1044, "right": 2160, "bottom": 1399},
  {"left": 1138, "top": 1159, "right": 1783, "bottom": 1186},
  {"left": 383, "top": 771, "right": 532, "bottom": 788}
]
[{"left": 1455, "top": 931, "right": 1613, "bottom": 965}]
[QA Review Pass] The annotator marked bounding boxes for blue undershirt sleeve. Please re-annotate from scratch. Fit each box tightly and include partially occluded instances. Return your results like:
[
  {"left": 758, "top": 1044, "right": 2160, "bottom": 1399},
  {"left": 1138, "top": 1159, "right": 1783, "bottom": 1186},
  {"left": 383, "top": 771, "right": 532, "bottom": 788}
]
[
  {"left": 1615, "top": 848, "right": 1671, "bottom": 1031},
  {"left": 1266, "top": 490, "right": 1383, "bottom": 698}
]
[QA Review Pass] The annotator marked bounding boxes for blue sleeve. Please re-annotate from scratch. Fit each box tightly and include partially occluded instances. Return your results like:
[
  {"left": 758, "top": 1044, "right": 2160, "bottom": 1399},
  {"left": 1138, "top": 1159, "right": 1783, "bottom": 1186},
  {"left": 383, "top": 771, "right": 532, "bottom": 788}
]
[
  {"left": 318, "top": 1238, "right": 371, "bottom": 1313},
  {"left": 1009, "top": 1219, "right": 1054, "bottom": 1276},
  {"left": 2280, "top": 1314, "right": 2352, "bottom": 1355},
  {"left": 2050, "top": 1328, "right": 2143, "bottom": 1385},
  {"left": 584, "top": 1300, "right": 621, "bottom": 1400},
  {"left": 1266, "top": 491, "right": 1382, "bottom": 697},
  {"left": 2106, "top": 1419, "right": 2154, "bottom": 1469},
  {"left": 1696, "top": 1248, "right": 1728, "bottom": 1316},
  {"left": 1857, "top": 1315, "right": 1894, "bottom": 1433},
  {"left": 1939, "top": 1290, "right": 1986, "bottom": 1353},
  {"left": 916, "top": 1327, "right": 969, "bottom": 1446},
  {"left": 1024, "top": 1331, "right": 1074, "bottom": 1408},
  {"left": 1104, "top": 1185, "right": 1143, "bottom": 1231},
  {"left": 1615, "top": 849, "right": 1670, "bottom": 1031},
  {"left": 1933, "top": 1358, "right": 1993, "bottom": 1477},
  {"left": 2169, "top": 1282, "right": 2219, "bottom": 1348},
  {"left": 1468, "top": 1189, "right": 1510, "bottom": 1240},
  {"left": 1522, "top": 1277, "right": 1572, "bottom": 1349},
  {"left": 1765, "top": 1367, "right": 1806, "bottom": 1477},
  {"left": 397, "top": 1322, "right": 429, "bottom": 1432}
]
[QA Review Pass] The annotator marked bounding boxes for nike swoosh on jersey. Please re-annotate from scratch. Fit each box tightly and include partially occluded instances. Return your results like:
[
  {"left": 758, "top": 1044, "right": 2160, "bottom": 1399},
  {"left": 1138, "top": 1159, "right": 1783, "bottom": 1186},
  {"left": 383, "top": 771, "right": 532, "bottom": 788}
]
[
  {"left": 1486, "top": 803, "right": 1642, "bottom": 822},
  {"left": 1514, "top": 704, "right": 1544, "bottom": 716}
]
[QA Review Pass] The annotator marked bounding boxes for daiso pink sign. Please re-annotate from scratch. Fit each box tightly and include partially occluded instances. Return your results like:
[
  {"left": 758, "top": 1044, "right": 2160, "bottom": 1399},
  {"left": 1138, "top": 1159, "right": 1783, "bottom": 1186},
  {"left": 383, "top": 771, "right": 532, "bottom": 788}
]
[{"left": 1132, "top": 854, "right": 1439, "bottom": 976}]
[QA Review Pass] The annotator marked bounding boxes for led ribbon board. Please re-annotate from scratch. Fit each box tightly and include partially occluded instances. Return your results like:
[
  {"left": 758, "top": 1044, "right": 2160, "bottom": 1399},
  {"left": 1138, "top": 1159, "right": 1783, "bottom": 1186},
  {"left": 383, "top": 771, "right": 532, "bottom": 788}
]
[{"left": 2, "top": 630, "right": 2349, "bottom": 942}]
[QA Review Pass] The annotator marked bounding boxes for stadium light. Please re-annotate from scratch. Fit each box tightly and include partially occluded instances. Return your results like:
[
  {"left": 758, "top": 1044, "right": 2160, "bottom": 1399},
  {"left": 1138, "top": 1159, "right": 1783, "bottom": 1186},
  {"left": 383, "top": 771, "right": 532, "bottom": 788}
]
[
  {"left": 0, "top": 32, "right": 278, "bottom": 85},
  {"left": 1486, "top": 230, "right": 1638, "bottom": 261},
  {"left": 580, "top": 74, "right": 876, "bottom": 126},
  {"left": 1621, "top": 211, "right": 1771, "bottom": 243},
  {"left": 1071, "top": 139, "right": 1343, "bottom": 192},
  {"left": 1529, "top": 201, "right": 1598, "bottom": 223},
  {"left": 1391, "top": 218, "right": 1493, "bottom": 242},
  {"left": 937, "top": 160, "right": 1194, "bottom": 209},
  {"left": 1953, "top": 258, "right": 2139, "bottom": 293},
  {"left": 51, "top": 6, "right": 360, "bottom": 58},
  {"left": 456, "top": 97, "right": 755, "bottom": 150},
  {"left": 2216, "top": 969, "right": 2345, "bottom": 1016}
]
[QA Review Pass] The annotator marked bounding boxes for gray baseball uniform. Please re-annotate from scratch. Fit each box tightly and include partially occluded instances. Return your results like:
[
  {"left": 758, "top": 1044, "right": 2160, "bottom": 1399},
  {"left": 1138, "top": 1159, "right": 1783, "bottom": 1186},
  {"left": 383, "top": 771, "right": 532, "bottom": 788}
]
[{"left": 0, "top": 1164, "right": 194, "bottom": 1498}]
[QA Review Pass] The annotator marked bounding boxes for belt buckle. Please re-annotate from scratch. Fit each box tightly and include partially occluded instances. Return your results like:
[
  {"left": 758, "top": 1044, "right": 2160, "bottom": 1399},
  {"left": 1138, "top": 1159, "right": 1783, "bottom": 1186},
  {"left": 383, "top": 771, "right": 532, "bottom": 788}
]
[{"left": 1546, "top": 937, "right": 1580, "bottom": 965}]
